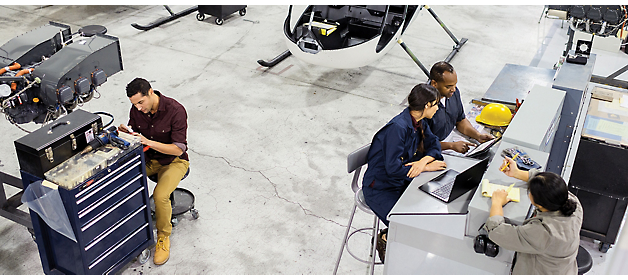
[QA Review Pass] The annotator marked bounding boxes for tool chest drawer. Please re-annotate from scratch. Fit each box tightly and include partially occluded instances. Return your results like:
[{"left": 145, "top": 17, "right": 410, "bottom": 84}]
[
  {"left": 79, "top": 184, "right": 145, "bottom": 243},
  {"left": 87, "top": 222, "right": 151, "bottom": 274},
  {"left": 74, "top": 154, "right": 143, "bottom": 211},
  {"left": 83, "top": 204, "right": 148, "bottom": 263}
]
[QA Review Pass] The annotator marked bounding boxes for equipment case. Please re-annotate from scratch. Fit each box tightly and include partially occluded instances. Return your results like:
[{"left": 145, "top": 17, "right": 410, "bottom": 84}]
[{"left": 14, "top": 109, "right": 102, "bottom": 178}]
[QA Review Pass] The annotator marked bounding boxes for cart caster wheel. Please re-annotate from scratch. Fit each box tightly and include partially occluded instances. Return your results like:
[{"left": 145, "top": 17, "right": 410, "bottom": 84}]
[
  {"left": 138, "top": 248, "right": 150, "bottom": 264},
  {"left": 171, "top": 217, "right": 179, "bottom": 227},
  {"left": 215, "top": 18, "right": 223, "bottom": 25},
  {"left": 599, "top": 242, "right": 611, "bottom": 253},
  {"left": 239, "top": 8, "right": 246, "bottom": 16},
  {"left": 196, "top": 13, "right": 205, "bottom": 21},
  {"left": 191, "top": 208, "right": 199, "bottom": 219}
]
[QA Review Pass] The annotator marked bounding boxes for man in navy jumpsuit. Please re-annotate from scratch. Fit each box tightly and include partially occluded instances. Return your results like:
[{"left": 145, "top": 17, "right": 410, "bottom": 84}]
[{"left": 425, "top": 61, "right": 494, "bottom": 154}]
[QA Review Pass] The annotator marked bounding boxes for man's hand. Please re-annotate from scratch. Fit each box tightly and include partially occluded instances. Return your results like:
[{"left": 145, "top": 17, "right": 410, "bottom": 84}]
[
  {"left": 405, "top": 161, "right": 427, "bottom": 178},
  {"left": 491, "top": 189, "right": 511, "bottom": 206},
  {"left": 449, "top": 141, "right": 476, "bottom": 153},
  {"left": 135, "top": 133, "right": 151, "bottom": 146},
  {"left": 424, "top": 160, "right": 447, "bottom": 172},
  {"left": 476, "top": 133, "right": 495, "bottom": 143},
  {"left": 118, "top": 124, "right": 131, "bottom": 134}
]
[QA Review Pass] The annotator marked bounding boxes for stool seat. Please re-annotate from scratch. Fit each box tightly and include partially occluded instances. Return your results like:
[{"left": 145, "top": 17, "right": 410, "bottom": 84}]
[
  {"left": 577, "top": 245, "right": 592, "bottom": 275},
  {"left": 355, "top": 188, "right": 374, "bottom": 215}
]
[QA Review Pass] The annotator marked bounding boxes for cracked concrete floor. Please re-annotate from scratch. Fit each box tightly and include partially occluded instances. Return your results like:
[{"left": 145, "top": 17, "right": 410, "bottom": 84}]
[{"left": 0, "top": 5, "right": 555, "bottom": 274}]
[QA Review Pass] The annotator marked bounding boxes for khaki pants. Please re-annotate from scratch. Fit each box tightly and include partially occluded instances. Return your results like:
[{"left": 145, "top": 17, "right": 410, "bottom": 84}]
[{"left": 145, "top": 157, "right": 190, "bottom": 238}]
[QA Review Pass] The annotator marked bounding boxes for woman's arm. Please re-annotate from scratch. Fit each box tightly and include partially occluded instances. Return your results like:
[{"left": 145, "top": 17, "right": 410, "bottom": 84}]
[
  {"left": 500, "top": 157, "right": 529, "bottom": 181},
  {"left": 485, "top": 219, "right": 550, "bottom": 254},
  {"left": 422, "top": 121, "right": 443, "bottom": 160},
  {"left": 382, "top": 124, "right": 413, "bottom": 179}
]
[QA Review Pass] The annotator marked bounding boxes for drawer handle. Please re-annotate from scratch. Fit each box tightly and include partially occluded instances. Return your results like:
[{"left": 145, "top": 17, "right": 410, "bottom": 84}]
[
  {"left": 81, "top": 188, "right": 143, "bottom": 232},
  {"left": 76, "top": 160, "right": 141, "bottom": 205},
  {"left": 88, "top": 222, "right": 148, "bottom": 270},
  {"left": 78, "top": 174, "right": 141, "bottom": 219},
  {"left": 75, "top": 155, "right": 140, "bottom": 199},
  {"left": 84, "top": 205, "right": 146, "bottom": 251}
]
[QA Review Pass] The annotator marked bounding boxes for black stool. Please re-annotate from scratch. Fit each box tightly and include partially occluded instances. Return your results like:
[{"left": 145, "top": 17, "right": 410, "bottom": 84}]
[
  {"left": 148, "top": 167, "right": 199, "bottom": 226},
  {"left": 577, "top": 245, "right": 593, "bottom": 275}
]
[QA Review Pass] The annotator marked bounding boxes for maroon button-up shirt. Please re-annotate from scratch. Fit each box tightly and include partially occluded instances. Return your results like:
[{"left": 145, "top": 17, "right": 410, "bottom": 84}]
[{"left": 128, "top": 90, "right": 189, "bottom": 165}]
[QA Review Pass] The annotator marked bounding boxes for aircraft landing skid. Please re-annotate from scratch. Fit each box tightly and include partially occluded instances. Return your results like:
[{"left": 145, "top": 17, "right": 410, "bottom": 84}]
[
  {"left": 132, "top": 5, "right": 199, "bottom": 31},
  {"left": 257, "top": 50, "right": 292, "bottom": 68}
]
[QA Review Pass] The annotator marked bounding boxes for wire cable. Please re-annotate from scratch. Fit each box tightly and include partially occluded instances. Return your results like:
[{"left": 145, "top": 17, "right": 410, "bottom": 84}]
[{"left": 93, "top": 111, "right": 114, "bottom": 127}]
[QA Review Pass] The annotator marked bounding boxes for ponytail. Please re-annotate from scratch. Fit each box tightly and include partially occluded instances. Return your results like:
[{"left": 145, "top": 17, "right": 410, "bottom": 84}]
[
  {"left": 559, "top": 199, "right": 577, "bottom": 216},
  {"left": 528, "top": 172, "right": 577, "bottom": 217}
]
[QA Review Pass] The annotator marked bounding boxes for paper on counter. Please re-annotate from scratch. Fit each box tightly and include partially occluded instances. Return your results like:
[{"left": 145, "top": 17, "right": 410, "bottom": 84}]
[
  {"left": 481, "top": 179, "right": 520, "bottom": 202},
  {"left": 621, "top": 95, "right": 628, "bottom": 109}
]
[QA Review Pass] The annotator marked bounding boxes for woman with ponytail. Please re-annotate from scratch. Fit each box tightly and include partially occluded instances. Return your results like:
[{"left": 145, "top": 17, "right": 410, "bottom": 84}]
[
  {"left": 362, "top": 83, "right": 446, "bottom": 262},
  {"left": 486, "top": 157, "right": 583, "bottom": 274}
]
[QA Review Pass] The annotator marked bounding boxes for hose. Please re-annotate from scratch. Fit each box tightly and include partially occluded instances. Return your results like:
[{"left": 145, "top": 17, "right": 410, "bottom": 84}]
[
  {"left": 93, "top": 111, "right": 114, "bottom": 127},
  {"left": 10, "top": 68, "right": 34, "bottom": 91},
  {"left": 0, "top": 62, "right": 21, "bottom": 75}
]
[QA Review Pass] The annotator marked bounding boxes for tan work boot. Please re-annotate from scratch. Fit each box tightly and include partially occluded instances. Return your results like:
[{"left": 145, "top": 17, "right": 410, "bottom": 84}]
[{"left": 154, "top": 236, "right": 170, "bottom": 265}]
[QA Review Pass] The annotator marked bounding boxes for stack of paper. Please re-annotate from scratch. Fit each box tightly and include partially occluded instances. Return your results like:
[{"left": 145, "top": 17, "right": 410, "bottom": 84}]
[{"left": 481, "top": 179, "right": 520, "bottom": 202}]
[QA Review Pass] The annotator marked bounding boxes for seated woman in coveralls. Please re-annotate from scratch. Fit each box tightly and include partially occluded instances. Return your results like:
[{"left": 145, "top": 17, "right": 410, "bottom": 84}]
[{"left": 362, "top": 83, "right": 447, "bottom": 262}]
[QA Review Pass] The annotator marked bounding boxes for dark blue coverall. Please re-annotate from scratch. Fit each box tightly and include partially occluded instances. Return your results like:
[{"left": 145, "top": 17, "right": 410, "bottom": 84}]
[
  {"left": 362, "top": 107, "right": 443, "bottom": 226},
  {"left": 424, "top": 87, "right": 465, "bottom": 141}
]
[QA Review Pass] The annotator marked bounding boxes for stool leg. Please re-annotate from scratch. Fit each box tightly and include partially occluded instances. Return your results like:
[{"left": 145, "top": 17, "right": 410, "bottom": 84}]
[
  {"left": 369, "top": 215, "right": 379, "bottom": 275},
  {"left": 333, "top": 203, "right": 358, "bottom": 275}
]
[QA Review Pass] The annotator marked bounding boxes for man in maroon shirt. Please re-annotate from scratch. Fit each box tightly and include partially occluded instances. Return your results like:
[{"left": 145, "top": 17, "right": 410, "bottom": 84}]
[{"left": 118, "top": 78, "right": 189, "bottom": 265}]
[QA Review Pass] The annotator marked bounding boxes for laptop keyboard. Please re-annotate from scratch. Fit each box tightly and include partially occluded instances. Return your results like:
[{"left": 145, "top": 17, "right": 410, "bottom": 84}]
[{"left": 431, "top": 179, "right": 455, "bottom": 201}]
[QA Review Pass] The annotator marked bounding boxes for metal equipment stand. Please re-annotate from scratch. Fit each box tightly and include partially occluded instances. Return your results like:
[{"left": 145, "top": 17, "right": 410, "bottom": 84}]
[
  {"left": 0, "top": 171, "right": 33, "bottom": 232},
  {"left": 562, "top": 25, "right": 628, "bottom": 89},
  {"left": 131, "top": 5, "right": 199, "bottom": 31},
  {"left": 591, "top": 64, "right": 628, "bottom": 89},
  {"left": 398, "top": 5, "right": 468, "bottom": 79}
]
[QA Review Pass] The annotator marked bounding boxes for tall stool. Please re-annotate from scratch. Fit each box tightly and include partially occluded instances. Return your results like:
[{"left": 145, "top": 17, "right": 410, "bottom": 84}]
[
  {"left": 577, "top": 245, "right": 593, "bottom": 275},
  {"left": 148, "top": 167, "right": 199, "bottom": 226},
  {"left": 333, "top": 144, "right": 382, "bottom": 275}
]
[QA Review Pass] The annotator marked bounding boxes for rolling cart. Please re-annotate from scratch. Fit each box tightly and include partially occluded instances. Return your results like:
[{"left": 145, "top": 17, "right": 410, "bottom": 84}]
[
  {"left": 14, "top": 111, "right": 154, "bottom": 274},
  {"left": 197, "top": 5, "right": 247, "bottom": 25}
]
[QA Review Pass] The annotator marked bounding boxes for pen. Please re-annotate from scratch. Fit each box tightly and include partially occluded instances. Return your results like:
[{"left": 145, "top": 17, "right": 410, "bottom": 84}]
[
  {"left": 506, "top": 183, "right": 514, "bottom": 194},
  {"left": 500, "top": 152, "right": 520, "bottom": 172}
]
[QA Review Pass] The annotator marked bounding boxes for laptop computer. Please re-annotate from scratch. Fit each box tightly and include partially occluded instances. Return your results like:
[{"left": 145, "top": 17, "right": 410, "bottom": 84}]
[{"left": 419, "top": 158, "right": 489, "bottom": 203}]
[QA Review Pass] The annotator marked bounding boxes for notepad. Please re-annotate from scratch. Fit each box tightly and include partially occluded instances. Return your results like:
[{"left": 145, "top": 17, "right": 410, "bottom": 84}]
[{"left": 481, "top": 179, "right": 520, "bottom": 202}]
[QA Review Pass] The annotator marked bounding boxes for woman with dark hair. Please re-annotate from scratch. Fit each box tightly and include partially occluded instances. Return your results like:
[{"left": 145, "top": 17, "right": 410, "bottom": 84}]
[
  {"left": 362, "top": 83, "right": 447, "bottom": 262},
  {"left": 486, "top": 157, "right": 583, "bottom": 274}
]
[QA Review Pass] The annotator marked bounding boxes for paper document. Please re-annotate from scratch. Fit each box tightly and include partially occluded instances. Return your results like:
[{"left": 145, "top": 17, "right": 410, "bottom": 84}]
[
  {"left": 621, "top": 95, "right": 628, "bottom": 109},
  {"left": 481, "top": 179, "right": 520, "bottom": 202}
]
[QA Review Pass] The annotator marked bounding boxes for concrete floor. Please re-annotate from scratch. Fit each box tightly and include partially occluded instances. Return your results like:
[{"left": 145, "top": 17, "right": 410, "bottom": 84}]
[{"left": 0, "top": 5, "right": 625, "bottom": 275}]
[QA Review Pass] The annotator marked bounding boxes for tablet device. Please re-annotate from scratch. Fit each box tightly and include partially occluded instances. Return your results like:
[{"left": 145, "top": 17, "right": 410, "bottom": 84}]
[{"left": 465, "top": 137, "right": 501, "bottom": 158}]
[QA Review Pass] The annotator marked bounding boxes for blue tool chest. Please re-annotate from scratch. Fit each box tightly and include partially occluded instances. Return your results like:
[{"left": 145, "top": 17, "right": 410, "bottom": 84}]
[{"left": 23, "top": 144, "right": 154, "bottom": 274}]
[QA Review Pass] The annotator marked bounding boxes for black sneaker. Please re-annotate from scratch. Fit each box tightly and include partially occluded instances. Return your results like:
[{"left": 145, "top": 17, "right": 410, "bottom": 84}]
[{"left": 376, "top": 228, "right": 388, "bottom": 263}]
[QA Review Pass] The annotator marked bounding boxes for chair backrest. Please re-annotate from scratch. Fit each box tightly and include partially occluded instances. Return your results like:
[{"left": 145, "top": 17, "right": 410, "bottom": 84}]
[{"left": 347, "top": 143, "right": 371, "bottom": 193}]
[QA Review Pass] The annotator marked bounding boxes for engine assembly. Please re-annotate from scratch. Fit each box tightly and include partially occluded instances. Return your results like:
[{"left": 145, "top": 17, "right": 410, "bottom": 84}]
[
  {"left": 549, "top": 5, "right": 627, "bottom": 37},
  {"left": 0, "top": 21, "right": 122, "bottom": 124}
]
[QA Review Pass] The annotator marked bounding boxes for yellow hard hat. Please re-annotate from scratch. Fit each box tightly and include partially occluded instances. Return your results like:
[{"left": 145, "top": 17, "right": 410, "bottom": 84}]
[{"left": 476, "top": 103, "right": 512, "bottom": 126}]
